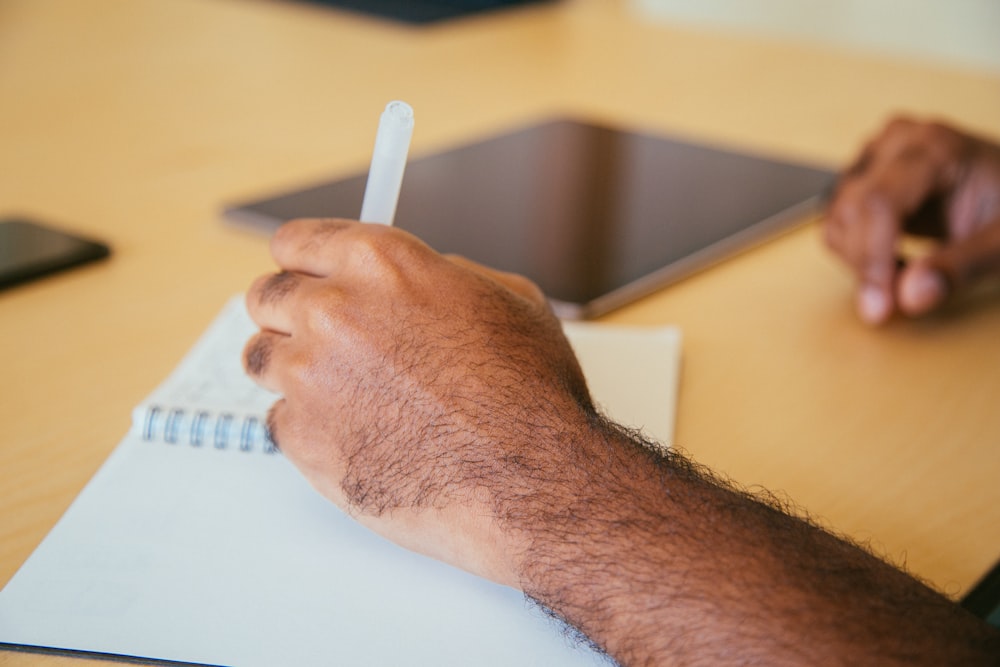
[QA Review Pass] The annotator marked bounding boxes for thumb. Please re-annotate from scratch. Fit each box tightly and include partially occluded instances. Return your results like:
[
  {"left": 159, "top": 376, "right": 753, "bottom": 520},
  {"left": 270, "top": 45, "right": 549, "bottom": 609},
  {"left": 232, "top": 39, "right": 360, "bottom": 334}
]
[{"left": 898, "top": 218, "right": 1000, "bottom": 316}]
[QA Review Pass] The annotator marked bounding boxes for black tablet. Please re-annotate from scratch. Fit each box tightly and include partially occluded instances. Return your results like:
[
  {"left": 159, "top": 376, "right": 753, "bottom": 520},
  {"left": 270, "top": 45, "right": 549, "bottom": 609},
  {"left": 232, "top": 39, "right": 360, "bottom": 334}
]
[{"left": 224, "top": 118, "right": 833, "bottom": 318}]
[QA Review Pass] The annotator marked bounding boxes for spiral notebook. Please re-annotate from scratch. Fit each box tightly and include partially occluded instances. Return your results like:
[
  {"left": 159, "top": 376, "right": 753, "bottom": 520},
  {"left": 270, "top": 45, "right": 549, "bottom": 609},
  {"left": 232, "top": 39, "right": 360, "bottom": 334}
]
[{"left": 0, "top": 297, "right": 680, "bottom": 666}]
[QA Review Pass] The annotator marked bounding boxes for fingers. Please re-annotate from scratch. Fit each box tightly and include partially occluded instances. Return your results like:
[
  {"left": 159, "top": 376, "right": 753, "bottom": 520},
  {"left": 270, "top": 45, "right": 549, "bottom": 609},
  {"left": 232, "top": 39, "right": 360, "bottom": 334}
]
[
  {"left": 245, "top": 266, "right": 347, "bottom": 336},
  {"left": 243, "top": 269, "right": 340, "bottom": 395},
  {"left": 825, "top": 186, "right": 900, "bottom": 323},
  {"left": 897, "top": 215, "right": 1000, "bottom": 316},
  {"left": 244, "top": 270, "right": 302, "bottom": 392},
  {"left": 826, "top": 117, "right": 968, "bottom": 324},
  {"left": 269, "top": 218, "right": 359, "bottom": 276},
  {"left": 245, "top": 218, "right": 553, "bottom": 406},
  {"left": 270, "top": 218, "right": 430, "bottom": 278},
  {"left": 246, "top": 271, "right": 304, "bottom": 334},
  {"left": 242, "top": 329, "right": 289, "bottom": 394},
  {"left": 854, "top": 197, "right": 898, "bottom": 324},
  {"left": 272, "top": 220, "right": 543, "bottom": 309},
  {"left": 896, "top": 262, "right": 948, "bottom": 317}
]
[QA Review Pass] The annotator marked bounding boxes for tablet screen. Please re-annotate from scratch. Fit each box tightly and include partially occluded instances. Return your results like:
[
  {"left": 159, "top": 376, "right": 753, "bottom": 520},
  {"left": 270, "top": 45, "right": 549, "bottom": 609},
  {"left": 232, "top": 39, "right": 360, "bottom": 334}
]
[{"left": 224, "top": 119, "right": 832, "bottom": 318}]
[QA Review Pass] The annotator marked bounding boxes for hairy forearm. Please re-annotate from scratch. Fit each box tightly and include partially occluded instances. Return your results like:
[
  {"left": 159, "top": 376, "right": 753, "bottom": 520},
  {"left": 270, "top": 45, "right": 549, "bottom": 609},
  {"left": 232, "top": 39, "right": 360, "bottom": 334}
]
[
  {"left": 509, "top": 419, "right": 1000, "bottom": 666},
  {"left": 246, "top": 219, "right": 1000, "bottom": 666}
]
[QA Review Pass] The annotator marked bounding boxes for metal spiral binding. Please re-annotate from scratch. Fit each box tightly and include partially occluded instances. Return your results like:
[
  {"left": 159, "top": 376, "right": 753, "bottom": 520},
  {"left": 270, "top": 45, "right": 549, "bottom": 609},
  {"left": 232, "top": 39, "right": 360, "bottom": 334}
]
[{"left": 141, "top": 406, "right": 277, "bottom": 454}]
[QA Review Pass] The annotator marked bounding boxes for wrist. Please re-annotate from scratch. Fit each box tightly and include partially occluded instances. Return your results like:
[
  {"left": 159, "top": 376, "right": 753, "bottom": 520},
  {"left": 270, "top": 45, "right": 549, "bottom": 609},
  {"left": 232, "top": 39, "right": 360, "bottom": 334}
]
[{"left": 496, "top": 417, "right": 674, "bottom": 647}]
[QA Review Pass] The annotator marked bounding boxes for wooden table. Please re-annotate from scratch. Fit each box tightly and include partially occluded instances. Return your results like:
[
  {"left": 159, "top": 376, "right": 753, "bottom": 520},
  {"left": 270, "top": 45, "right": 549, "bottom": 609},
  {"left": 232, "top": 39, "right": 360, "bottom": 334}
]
[{"left": 2, "top": 1, "right": 998, "bottom": 663}]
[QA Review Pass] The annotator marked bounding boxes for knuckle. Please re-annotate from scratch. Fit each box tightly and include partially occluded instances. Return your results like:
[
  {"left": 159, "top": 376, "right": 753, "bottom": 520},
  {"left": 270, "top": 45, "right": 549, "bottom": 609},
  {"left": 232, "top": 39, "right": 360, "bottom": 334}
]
[
  {"left": 884, "top": 114, "right": 916, "bottom": 136},
  {"left": 922, "top": 120, "right": 954, "bottom": 142},
  {"left": 353, "top": 230, "right": 395, "bottom": 265},
  {"left": 300, "top": 284, "right": 346, "bottom": 334},
  {"left": 923, "top": 121, "right": 967, "bottom": 161},
  {"left": 273, "top": 218, "right": 353, "bottom": 255},
  {"left": 248, "top": 273, "right": 271, "bottom": 301},
  {"left": 286, "top": 348, "right": 319, "bottom": 391},
  {"left": 260, "top": 271, "right": 300, "bottom": 305},
  {"left": 830, "top": 180, "right": 870, "bottom": 221},
  {"left": 352, "top": 228, "right": 425, "bottom": 284},
  {"left": 512, "top": 274, "right": 545, "bottom": 303},
  {"left": 853, "top": 182, "right": 892, "bottom": 216},
  {"left": 271, "top": 218, "right": 307, "bottom": 252},
  {"left": 243, "top": 334, "right": 272, "bottom": 377}
]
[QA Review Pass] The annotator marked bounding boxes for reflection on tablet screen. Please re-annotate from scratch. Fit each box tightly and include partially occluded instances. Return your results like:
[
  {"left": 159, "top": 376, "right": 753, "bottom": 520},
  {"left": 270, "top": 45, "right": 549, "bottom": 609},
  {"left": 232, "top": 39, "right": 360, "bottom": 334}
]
[{"left": 224, "top": 119, "right": 833, "bottom": 318}]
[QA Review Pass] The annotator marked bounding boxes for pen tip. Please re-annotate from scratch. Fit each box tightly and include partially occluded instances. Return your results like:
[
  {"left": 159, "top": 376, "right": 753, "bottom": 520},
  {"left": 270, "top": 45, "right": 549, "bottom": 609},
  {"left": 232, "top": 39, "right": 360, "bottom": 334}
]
[{"left": 384, "top": 100, "right": 414, "bottom": 125}]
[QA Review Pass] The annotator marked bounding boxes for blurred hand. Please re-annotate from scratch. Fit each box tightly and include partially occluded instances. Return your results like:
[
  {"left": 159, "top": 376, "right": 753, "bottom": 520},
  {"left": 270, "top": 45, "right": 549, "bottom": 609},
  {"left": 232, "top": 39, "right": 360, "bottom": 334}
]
[{"left": 825, "top": 116, "right": 1000, "bottom": 324}]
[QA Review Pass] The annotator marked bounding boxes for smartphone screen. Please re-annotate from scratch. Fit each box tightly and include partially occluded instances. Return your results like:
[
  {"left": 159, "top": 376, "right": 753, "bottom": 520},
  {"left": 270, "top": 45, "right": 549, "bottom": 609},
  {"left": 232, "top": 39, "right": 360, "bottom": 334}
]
[{"left": 0, "top": 218, "right": 110, "bottom": 290}]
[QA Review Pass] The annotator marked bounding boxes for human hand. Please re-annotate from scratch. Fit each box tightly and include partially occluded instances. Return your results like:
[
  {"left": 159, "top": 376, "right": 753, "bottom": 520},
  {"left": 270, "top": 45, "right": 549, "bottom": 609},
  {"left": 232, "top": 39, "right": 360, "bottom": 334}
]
[
  {"left": 825, "top": 116, "right": 1000, "bottom": 324},
  {"left": 242, "top": 219, "right": 596, "bottom": 588},
  {"left": 242, "top": 220, "right": 1000, "bottom": 666}
]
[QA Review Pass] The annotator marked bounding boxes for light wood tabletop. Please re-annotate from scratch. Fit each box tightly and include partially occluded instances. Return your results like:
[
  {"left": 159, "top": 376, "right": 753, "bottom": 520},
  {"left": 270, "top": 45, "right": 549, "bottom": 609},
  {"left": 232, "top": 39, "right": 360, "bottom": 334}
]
[{"left": 1, "top": 0, "right": 999, "bottom": 664}]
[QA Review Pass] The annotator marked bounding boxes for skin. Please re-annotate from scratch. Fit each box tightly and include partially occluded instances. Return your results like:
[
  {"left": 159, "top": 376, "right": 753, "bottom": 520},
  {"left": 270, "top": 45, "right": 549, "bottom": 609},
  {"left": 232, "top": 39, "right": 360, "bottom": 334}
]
[
  {"left": 825, "top": 116, "right": 1000, "bottom": 325},
  {"left": 244, "top": 218, "right": 1000, "bottom": 666}
]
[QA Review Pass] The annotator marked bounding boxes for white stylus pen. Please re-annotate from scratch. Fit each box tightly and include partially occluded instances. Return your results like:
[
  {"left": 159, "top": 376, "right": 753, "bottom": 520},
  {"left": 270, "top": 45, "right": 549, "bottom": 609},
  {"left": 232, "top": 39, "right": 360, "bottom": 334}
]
[{"left": 359, "top": 101, "right": 414, "bottom": 225}]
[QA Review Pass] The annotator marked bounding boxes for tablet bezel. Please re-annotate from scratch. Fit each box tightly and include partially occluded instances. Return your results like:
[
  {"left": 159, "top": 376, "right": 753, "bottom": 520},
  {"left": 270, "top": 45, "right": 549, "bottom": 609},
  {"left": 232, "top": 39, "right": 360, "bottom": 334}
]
[{"left": 224, "top": 118, "right": 832, "bottom": 319}]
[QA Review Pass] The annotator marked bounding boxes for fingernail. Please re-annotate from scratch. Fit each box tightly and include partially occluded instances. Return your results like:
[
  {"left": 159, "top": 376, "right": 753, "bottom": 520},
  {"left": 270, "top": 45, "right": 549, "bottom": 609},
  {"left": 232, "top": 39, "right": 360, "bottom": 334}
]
[
  {"left": 900, "top": 268, "right": 947, "bottom": 315},
  {"left": 858, "top": 286, "right": 891, "bottom": 324}
]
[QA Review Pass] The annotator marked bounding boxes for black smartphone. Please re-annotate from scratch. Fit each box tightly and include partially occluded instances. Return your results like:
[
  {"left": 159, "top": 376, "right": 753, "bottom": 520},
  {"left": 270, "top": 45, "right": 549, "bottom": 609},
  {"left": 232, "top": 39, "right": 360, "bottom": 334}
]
[{"left": 0, "top": 218, "right": 111, "bottom": 290}]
